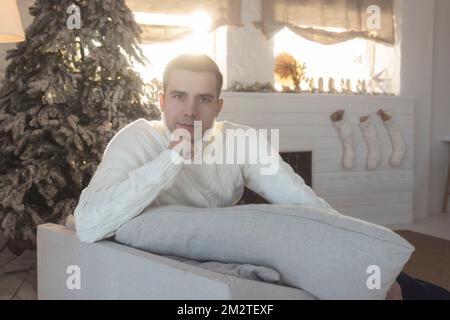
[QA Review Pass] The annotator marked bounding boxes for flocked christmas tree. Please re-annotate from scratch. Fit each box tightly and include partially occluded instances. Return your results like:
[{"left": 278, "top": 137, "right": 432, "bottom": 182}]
[{"left": 0, "top": 0, "right": 160, "bottom": 253}]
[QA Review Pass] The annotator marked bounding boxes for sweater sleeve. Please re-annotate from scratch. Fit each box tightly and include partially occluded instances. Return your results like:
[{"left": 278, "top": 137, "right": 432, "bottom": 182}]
[
  {"left": 242, "top": 133, "right": 339, "bottom": 214},
  {"left": 74, "top": 120, "right": 184, "bottom": 243}
]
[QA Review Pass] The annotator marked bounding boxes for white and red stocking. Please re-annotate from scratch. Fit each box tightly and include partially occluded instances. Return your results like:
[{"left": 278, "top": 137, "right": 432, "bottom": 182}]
[
  {"left": 330, "top": 110, "right": 354, "bottom": 170},
  {"left": 359, "top": 115, "right": 381, "bottom": 170},
  {"left": 378, "top": 109, "right": 406, "bottom": 167}
]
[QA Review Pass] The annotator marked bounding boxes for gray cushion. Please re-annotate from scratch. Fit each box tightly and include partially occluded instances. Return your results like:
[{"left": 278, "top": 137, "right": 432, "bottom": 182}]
[{"left": 115, "top": 204, "right": 414, "bottom": 300}]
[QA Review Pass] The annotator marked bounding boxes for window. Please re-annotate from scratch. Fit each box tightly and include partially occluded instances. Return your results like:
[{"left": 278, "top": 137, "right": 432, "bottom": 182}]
[
  {"left": 273, "top": 27, "right": 398, "bottom": 94},
  {"left": 130, "top": 1, "right": 399, "bottom": 95},
  {"left": 132, "top": 11, "right": 225, "bottom": 84}
]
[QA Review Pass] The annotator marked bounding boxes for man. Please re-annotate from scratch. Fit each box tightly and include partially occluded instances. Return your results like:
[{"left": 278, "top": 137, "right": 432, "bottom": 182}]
[
  {"left": 74, "top": 54, "right": 334, "bottom": 243},
  {"left": 74, "top": 54, "right": 449, "bottom": 300}
]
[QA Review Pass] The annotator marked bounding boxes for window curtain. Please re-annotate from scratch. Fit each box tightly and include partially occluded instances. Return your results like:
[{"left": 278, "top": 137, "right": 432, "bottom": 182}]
[
  {"left": 256, "top": 0, "right": 395, "bottom": 45},
  {"left": 126, "top": 0, "right": 241, "bottom": 42}
]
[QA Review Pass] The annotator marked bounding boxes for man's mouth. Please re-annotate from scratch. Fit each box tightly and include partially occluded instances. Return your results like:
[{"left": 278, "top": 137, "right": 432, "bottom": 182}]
[{"left": 177, "top": 123, "right": 194, "bottom": 129}]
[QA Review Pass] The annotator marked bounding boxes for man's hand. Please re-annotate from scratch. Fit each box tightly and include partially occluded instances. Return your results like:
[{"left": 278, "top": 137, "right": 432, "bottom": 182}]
[
  {"left": 168, "top": 135, "right": 194, "bottom": 160},
  {"left": 386, "top": 281, "right": 403, "bottom": 300}
]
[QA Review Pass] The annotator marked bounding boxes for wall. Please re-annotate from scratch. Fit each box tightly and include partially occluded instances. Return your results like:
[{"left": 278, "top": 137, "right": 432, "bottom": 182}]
[
  {"left": 429, "top": 0, "right": 450, "bottom": 214},
  {"left": 224, "top": 0, "right": 274, "bottom": 89},
  {"left": 399, "top": 0, "right": 435, "bottom": 218}
]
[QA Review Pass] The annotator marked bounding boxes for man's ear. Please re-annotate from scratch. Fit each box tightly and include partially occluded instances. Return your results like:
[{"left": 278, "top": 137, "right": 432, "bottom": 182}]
[
  {"left": 216, "top": 98, "right": 224, "bottom": 116},
  {"left": 159, "top": 92, "right": 165, "bottom": 112}
]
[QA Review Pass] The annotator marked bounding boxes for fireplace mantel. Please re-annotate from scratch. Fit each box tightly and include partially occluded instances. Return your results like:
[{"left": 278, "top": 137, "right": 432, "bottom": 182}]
[{"left": 218, "top": 92, "right": 415, "bottom": 225}]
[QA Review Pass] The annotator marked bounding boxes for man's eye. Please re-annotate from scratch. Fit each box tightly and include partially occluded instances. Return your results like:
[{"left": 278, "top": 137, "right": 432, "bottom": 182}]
[
  {"left": 200, "top": 97, "right": 211, "bottom": 103},
  {"left": 173, "top": 95, "right": 184, "bottom": 100}
]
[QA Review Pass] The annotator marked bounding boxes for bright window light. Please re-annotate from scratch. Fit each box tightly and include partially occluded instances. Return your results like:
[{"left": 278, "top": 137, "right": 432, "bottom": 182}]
[
  {"left": 133, "top": 11, "right": 211, "bottom": 32},
  {"left": 273, "top": 27, "right": 396, "bottom": 93},
  {"left": 133, "top": 11, "right": 217, "bottom": 84}
]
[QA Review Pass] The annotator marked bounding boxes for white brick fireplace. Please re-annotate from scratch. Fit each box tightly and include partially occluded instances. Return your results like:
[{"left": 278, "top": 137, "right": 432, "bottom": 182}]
[{"left": 218, "top": 92, "right": 415, "bottom": 226}]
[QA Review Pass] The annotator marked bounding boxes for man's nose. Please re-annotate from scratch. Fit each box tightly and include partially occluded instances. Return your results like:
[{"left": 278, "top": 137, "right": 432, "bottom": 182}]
[{"left": 184, "top": 99, "right": 197, "bottom": 118}]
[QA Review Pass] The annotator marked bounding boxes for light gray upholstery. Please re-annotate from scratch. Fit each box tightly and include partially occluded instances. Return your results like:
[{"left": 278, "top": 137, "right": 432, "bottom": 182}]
[
  {"left": 115, "top": 204, "right": 415, "bottom": 300},
  {"left": 37, "top": 223, "right": 316, "bottom": 300},
  {"left": 64, "top": 214, "right": 283, "bottom": 284}
]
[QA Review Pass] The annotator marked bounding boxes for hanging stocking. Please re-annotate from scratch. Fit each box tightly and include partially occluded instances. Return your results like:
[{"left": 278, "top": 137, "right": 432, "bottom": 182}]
[
  {"left": 359, "top": 115, "right": 381, "bottom": 170},
  {"left": 378, "top": 109, "right": 406, "bottom": 167},
  {"left": 330, "top": 110, "right": 354, "bottom": 170}
]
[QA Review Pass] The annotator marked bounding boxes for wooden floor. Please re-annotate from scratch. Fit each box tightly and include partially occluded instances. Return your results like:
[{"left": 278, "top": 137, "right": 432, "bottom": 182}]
[
  {"left": 0, "top": 212, "right": 448, "bottom": 300},
  {"left": 386, "top": 212, "right": 450, "bottom": 241},
  {"left": 395, "top": 229, "right": 450, "bottom": 291},
  {"left": 0, "top": 232, "right": 37, "bottom": 300}
]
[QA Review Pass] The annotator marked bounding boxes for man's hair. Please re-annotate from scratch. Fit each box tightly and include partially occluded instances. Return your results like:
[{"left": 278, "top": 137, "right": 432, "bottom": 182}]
[{"left": 162, "top": 54, "right": 223, "bottom": 98}]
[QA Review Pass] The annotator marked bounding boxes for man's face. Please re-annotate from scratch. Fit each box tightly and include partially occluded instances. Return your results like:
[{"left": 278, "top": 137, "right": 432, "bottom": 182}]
[{"left": 159, "top": 69, "right": 223, "bottom": 141}]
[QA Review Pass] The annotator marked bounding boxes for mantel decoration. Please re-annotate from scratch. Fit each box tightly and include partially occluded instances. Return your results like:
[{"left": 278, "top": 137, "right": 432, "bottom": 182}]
[
  {"left": 226, "top": 52, "right": 393, "bottom": 95},
  {"left": 227, "top": 81, "right": 275, "bottom": 92},
  {"left": 274, "top": 53, "right": 306, "bottom": 92},
  {"left": 330, "top": 108, "right": 406, "bottom": 171},
  {"left": 227, "top": 79, "right": 393, "bottom": 95}
]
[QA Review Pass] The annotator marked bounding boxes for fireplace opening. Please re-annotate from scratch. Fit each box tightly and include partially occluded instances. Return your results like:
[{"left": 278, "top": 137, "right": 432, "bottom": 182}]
[{"left": 237, "top": 151, "right": 312, "bottom": 204}]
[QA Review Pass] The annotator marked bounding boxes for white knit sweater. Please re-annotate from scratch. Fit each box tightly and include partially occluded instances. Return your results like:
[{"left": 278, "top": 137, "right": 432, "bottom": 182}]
[{"left": 74, "top": 115, "right": 336, "bottom": 242}]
